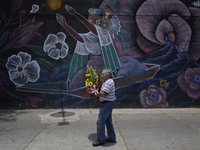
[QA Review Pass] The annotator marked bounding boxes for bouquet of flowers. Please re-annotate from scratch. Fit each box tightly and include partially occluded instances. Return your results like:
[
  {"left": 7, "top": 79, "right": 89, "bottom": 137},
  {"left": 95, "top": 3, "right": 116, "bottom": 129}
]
[{"left": 85, "top": 65, "right": 103, "bottom": 100}]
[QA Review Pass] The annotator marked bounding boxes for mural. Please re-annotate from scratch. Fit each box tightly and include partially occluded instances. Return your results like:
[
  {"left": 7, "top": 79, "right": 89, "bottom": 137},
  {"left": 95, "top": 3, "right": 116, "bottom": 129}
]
[{"left": 0, "top": 0, "right": 200, "bottom": 109}]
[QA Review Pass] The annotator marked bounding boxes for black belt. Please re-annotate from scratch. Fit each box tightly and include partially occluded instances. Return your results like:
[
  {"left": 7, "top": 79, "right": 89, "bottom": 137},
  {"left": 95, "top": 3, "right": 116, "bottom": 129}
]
[{"left": 100, "top": 101, "right": 111, "bottom": 104}]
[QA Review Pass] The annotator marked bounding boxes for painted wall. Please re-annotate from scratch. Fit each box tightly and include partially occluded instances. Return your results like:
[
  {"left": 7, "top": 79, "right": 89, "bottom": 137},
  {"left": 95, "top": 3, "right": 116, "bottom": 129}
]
[{"left": 0, "top": 0, "right": 200, "bottom": 109}]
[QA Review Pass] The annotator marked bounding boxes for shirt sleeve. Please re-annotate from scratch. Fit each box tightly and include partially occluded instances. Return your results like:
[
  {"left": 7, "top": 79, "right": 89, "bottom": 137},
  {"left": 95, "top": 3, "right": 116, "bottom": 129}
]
[{"left": 101, "top": 80, "right": 111, "bottom": 94}]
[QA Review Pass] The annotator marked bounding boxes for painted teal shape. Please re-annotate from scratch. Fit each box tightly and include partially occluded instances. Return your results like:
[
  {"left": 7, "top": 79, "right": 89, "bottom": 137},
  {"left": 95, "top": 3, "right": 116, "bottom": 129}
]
[
  {"left": 114, "top": 34, "right": 124, "bottom": 54},
  {"left": 67, "top": 53, "right": 88, "bottom": 83},
  {"left": 121, "top": 26, "right": 131, "bottom": 40},
  {"left": 102, "top": 43, "right": 121, "bottom": 76},
  {"left": 119, "top": 32, "right": 127, "bottom": 48}
]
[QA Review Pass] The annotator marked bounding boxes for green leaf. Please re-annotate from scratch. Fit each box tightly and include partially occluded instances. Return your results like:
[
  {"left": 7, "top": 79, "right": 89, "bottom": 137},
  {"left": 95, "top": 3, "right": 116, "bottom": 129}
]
[
  {"left": 35, "top": 58, "right": 55, "bottom": 71},
  {"left": 0, "top": 30, "right": 9, "bottom": 47},
  {"left": 61, "top": 54, "right": 72, "bottom": 64},
  {"left": 0, "top": 6, "right": 7, "bottom": 23},
  {"left": 24, "top": 45, "right": 48, "bottom": 56}
]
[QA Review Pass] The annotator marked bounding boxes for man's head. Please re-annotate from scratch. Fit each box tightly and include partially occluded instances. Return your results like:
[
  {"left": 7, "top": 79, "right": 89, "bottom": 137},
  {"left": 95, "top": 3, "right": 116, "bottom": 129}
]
[{"left": 101, "top": 68, "right": 112, "bottom": 81}]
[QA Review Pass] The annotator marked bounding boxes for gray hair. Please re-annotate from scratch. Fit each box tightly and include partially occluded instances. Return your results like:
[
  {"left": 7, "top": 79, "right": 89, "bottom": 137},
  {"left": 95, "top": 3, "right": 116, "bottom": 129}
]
[{"left": 103, "top": 68, "right": 112, "bottom": 78}]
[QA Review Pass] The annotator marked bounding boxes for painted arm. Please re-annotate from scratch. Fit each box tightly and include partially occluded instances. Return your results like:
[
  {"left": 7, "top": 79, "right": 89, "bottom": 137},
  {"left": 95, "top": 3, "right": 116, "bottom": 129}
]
[
  {"left": 65, "top": 5, "right": 97, "bottom": 35},
  {"left": 56, "top": 13, "right": 84, "bottom": 43}
]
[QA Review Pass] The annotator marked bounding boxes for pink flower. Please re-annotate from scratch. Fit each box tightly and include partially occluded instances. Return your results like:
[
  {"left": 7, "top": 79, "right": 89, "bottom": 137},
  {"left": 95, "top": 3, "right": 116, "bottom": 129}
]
[
  {"left": 25, "top": 96, "right": 44, "bottom": 105},
  {"left": 87, "top": 86, "right": 99, "bottom": 95},
  {"left": 0, "top": 72, "right": 10, "bottom": 92},
  {"left": 8, "top": 17, "right": 44, "bottom": 48},
  {"left": 177, "top": 67, "right": 200, "bottom": 99},
  {"left": 140, "top": 85, "right": 168, "bottom": 108},
  {"left": 91, "top": 85, "right": 99, "bottom": 95},
  {"left": 87, "top": 88, "right": 93, "bottom": 94}
]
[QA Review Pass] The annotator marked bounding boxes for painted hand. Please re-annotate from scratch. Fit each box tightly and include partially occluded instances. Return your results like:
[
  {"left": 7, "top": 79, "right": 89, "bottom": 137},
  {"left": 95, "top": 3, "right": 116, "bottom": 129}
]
[
  {"left": 56, "top": 13, "right": 66, "bottom": 25},
  {"left": 65, "top": 5, "right": 76, "bottom": 15}
]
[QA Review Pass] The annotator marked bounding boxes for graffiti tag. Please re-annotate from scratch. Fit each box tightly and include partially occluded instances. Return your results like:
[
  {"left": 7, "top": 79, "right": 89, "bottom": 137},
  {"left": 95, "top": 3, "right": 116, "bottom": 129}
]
[{"left": 160, "top": 79, "right": 170, "bottom": 89}]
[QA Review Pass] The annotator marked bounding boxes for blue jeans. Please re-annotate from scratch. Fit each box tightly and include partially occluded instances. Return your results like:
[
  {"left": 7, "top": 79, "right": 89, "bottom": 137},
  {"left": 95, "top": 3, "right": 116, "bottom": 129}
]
[{"left": 97, "top": 101, "right": 116, "bottom": 143}]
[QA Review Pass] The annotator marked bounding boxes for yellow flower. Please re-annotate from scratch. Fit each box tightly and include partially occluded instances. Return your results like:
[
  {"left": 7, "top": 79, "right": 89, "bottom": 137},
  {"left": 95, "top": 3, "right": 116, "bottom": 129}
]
[
  {"left": 85, "top": 79, "right": 89, "bottom": 85},
  {"left": 85, "top": 74, "right": 90, "bottom": 77},
  {"left": 88, "top": 82, "right": 93, "bottom": 86}
]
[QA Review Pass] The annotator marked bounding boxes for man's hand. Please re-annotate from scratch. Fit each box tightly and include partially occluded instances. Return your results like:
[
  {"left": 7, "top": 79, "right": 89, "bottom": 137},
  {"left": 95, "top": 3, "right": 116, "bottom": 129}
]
[
  {"left": 65, "top": 5, "right": 76, "bottom": 15},
  {"left": 96, "top": 91, "right": 106, "bottom": 97},
  {"left": 95, "top": 92, "right": 100, "bottom": 97}
]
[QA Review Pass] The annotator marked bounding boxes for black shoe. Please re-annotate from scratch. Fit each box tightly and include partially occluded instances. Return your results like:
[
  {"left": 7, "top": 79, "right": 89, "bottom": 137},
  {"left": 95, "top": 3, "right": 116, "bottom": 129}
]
[
  {"left": 105, "top": 138, "right": 116, "bottom": 143},
  {"left": 92, "top": 141, "right": 105, "bottom": 146}
]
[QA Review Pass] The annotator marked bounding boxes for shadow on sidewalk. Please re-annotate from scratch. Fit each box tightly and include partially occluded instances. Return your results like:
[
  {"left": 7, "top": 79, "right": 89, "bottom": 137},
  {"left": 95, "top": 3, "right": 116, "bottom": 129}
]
[
  {"left": 0, "top": 110, "right": 27, "bottom": 123},
  {"left": 88, "top": 133, "right": 117, "bottom": 147}
]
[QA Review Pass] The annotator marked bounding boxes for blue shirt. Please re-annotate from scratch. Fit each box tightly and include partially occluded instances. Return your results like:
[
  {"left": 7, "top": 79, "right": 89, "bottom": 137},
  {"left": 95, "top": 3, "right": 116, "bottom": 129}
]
[{"left": 100, "top": 78, "right": 116, "bottom": 101}]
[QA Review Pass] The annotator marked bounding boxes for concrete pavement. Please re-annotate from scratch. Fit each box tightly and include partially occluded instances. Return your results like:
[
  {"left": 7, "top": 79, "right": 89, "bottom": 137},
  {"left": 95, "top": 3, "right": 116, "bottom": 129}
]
[{"left": 0, "top": 108, "right": 200, "bottom": 150}]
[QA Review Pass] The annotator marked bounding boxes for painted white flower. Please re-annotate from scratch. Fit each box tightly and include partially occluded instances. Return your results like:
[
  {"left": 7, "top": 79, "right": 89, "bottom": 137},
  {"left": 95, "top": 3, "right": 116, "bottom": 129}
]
[
  {"left": 43, "top": 32, "right": 69, "bottom": 60},
  {"left": 30, "top": 4, "right": 39, "bottom": 13},
  {"left": 6, "top": 51, "right": 40, "bottom": 86}
]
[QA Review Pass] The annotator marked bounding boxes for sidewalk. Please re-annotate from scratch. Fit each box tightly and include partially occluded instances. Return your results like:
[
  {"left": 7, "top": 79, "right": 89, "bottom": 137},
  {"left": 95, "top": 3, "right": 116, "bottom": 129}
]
[{"left": 0, "top": 108, "right": 200, "bottom": 150}]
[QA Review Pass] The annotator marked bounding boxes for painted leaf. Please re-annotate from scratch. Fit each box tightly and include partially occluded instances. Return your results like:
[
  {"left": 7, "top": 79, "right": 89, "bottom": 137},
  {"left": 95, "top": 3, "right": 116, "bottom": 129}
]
[
  {"left": 35, "top": 58, "right": 55, "bottom": 71},
  {"left": 0, "top": 6, "right": 6, "bottom": 23},
  {"left": 0, "top": 30, "right": 9, "bottom": 47},
  {"left": 24, "top": 45, "right": 48, "bottom": 56}
]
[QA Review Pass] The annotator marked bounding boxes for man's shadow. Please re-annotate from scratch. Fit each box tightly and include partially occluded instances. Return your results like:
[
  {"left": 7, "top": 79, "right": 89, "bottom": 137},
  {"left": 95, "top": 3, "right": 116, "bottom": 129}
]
[{"left": 88, "top": 133, "right": 117, "bottom": 147}]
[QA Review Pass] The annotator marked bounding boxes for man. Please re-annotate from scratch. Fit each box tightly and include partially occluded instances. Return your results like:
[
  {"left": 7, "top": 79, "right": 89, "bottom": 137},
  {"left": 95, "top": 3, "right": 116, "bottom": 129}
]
[{"left": 93, "top": 68, "right": 116, "bottom": 146}]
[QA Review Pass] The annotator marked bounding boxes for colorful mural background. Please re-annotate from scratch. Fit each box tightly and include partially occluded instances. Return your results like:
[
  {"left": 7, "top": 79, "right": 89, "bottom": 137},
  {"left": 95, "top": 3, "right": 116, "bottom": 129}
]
[{"left": 0, "top": 0, "right": 200, "bottom": 109}]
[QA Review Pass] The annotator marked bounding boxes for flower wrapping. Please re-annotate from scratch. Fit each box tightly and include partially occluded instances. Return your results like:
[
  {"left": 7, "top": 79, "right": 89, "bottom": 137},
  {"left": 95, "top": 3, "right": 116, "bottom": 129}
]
[{"left": 85, "top": 65, "right": 103, "bottom": 100}]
